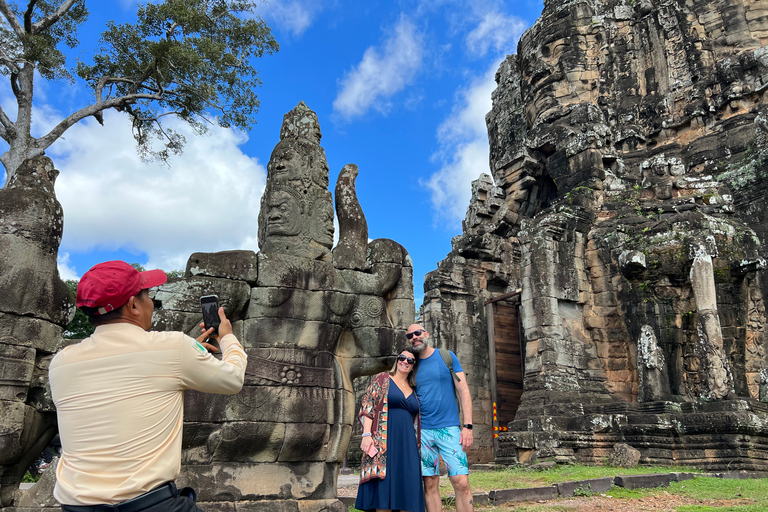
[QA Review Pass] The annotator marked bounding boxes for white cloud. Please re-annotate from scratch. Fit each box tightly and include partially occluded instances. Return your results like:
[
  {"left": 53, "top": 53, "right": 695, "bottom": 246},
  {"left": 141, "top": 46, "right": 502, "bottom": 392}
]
[
  {"left": 425, "top": 58, "right": 502, "bottom": 225},
  {"left": 466, "top": 11, "right": 528, "bottom": 57},
  {"left": 259, "top": 0, "right": 323, "bottom": 37},
  {"left": 57, "top": 253, "right": 80, "bottom": 281},
  {"left": 333, "top": 15, "right": 424, "bottom": 119},
  {"left": 46, "top": 110, "right": 266, "bottom": 273}
]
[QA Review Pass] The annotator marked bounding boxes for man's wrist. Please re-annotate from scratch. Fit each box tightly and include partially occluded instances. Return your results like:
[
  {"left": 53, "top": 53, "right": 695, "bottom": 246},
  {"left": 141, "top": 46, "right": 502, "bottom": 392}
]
[{"left": 462, "top": 424, "right": 473, "bottom": 430}]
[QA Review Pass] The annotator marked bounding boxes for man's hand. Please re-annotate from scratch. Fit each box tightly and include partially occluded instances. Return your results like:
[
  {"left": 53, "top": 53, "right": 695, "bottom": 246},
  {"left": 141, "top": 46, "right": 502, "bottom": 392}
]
[
  {"left": 460, "top": 427, "right": 474, "bottom": 451},
  {"left": 197, "top": 307, "right": 233, "bottom": 352}
]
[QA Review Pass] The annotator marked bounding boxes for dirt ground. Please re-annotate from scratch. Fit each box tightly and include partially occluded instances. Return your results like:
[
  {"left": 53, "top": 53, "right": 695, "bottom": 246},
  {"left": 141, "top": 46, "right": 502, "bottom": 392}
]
[
  {"left": 337, "top": 485, "right": 754, "bottom": 511},
  {"left": 495, "top": 492, "right": 753, "bottom": 511}
]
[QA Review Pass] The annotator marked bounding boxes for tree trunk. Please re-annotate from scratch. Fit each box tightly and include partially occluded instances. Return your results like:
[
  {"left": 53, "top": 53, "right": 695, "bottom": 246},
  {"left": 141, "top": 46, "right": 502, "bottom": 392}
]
[{"left": 2, "top": 63, "right": 37, "bottom": 186}]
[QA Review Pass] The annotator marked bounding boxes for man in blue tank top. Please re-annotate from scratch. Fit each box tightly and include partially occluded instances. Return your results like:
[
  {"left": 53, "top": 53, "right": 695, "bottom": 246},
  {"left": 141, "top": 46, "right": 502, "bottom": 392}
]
[{"left": 408, "top": 323, "right": 474, "bottom": 512}]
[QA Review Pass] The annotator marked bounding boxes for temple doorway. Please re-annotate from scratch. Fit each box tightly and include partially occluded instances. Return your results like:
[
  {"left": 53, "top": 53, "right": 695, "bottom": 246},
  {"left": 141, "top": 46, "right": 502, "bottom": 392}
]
[{"left": 486, "top": 296, "right": 524, "bottom": 456}]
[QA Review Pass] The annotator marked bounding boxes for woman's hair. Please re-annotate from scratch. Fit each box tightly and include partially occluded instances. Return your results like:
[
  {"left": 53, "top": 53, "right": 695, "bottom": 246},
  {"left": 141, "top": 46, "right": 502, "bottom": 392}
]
[{"left": 389, "top": 350, "right": 418, "bottom": 388}]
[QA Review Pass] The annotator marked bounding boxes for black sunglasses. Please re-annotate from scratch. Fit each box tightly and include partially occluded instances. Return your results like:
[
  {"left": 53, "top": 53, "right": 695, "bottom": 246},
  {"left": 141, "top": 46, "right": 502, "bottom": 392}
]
[
  {"left": 397, "top": 355, "right": 416, "bottom": 365},
  {"left": 405, "top": 329, "right": 425, "bottom": 340}
]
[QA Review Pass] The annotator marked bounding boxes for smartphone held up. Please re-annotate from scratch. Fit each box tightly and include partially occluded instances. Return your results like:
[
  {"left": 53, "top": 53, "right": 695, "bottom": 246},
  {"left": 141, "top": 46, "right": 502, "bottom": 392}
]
[{"left": 200, "top": 295, "right": 221, "bottom": 335}]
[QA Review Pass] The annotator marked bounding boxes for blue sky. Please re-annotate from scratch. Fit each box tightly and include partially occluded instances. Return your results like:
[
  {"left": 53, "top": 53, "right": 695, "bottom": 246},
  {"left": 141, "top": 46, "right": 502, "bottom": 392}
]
[{"left": 0, "top": 0, "right": 542, "bottom": 305}]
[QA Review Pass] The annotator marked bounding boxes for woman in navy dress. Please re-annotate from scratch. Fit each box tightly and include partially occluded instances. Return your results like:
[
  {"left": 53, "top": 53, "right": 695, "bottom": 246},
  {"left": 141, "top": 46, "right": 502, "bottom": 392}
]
[{"left": 356, "top": 349, "right": 425, "bottom": 512}]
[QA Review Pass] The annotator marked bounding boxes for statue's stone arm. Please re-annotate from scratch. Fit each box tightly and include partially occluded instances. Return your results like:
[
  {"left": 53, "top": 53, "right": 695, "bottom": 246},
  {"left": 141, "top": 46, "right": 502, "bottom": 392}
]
[{"left": 333, "top": 164, "right": 368, "bottom": 271}]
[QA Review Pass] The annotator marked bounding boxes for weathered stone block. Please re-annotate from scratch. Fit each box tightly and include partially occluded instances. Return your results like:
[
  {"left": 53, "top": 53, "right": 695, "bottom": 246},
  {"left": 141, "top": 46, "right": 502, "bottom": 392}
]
[
  {"left": 556, "top": 477, "right": 613, "bottom": 496},
  {"left": 490, "top": 485, "right": 557, "bottom": 503},
  {"left": 0, "top": 345, "right": 35, "bottom": 401},
  {"left": 152, "top": 277, "right": 251, "bottom": 317},
  {"left": 13, "top": 457, "right": 59, "bottom": 507},
  {"left": 184, "top": 385, "right": 337, "bottom": 424},
  {"left": 0, "top": 313, "right": 66, "bottom": 354},
  {"left": 242, "top": 317, "right": 343, "bottom": 351},
  {"left": 177, "top": 462, "right": 335, "bottom": 501},
  {"left": 186, "top": 250, "right": 259, "bottom": 284},
  {"left": 247, "top": 288, "right": 355, "bottom": 323},
  {"left": 613, "top": 473, "right": 670, "bottom": 489}
]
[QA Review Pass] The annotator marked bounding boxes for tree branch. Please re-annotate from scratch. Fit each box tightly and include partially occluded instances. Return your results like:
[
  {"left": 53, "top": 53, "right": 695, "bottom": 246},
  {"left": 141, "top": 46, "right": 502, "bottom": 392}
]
[
  {"left": 23, "top": 0, "right": 37, "bottom": 33},
  {"left": 95, "top": 76, "right": 139, "bottom": 102},
  {"left": 10, "top": 71, "right": 20, "bottom": 97},
  {"left": 0, "top": 46, "right": 23, "bottom": 74},
  {"left": 31, "top": 0, "right": 77, "bottom": 34},
  {"left": 0, "top": 106, "right": 10, "bottom": 143},
  {"left": 35, "top": 93, "right": 161, "bottom": 150},
  {"left": 0, "top": 0, "right": 25, "bottom": 37},
  {"left": 134, "top": 110, "right": 183, "bottom": 124},
  {"left": 0, "top": 103, "right": 12, "bottom": 132}
]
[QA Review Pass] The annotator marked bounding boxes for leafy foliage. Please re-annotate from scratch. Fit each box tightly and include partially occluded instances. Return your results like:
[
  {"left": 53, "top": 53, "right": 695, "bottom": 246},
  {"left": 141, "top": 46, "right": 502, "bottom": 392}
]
[
  {"left": 63, "top": 279, "right": 93, "bottom": 339},
  {"left": 0, "top": 0, "right": 278, "bottom": 176}
]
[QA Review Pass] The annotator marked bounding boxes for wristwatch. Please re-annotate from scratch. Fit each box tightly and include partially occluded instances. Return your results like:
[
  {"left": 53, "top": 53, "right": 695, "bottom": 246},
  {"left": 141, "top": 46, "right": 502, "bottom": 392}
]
[{"left": 463, "top": 424, "right": 473, "bottom": 430}]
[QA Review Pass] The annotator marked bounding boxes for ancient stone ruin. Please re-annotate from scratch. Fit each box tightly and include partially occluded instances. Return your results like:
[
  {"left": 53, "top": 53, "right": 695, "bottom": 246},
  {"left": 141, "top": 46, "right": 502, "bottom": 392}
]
[
  {"left": 423, "top": 0, "right": 768, "bottom": 469},
  {"left": 139, "top": 102, "right": 415, "bottom": 510},
  {"left": 6, "top": 0, "right": 768, "bottom": 507},
  {"left": 0, "top": 103, "right": 414, "bottom": 511}
]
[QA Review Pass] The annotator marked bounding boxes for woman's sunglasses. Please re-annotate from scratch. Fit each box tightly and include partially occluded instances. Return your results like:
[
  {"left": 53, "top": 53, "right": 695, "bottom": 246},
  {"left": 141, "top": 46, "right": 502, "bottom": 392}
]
[{"left": 397, "top": 355, "right": 416, "bottom": 365}]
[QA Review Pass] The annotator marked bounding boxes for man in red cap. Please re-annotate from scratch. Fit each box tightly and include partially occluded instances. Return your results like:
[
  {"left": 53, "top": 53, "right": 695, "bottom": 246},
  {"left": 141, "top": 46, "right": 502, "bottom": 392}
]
[{"left": 49, "top": 261, "right": 247, "bottom": 512}]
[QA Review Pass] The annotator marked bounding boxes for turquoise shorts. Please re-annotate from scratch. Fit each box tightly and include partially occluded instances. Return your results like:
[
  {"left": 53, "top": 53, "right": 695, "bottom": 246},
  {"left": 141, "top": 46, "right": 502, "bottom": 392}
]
[{"left": 420, "top": 426, "right": 469, "bottom": 476}]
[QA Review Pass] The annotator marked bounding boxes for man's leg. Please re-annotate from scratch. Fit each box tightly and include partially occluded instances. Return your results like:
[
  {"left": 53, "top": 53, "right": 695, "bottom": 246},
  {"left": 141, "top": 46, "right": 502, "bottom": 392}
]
[
  {"left": 423, "top": 475, "right": 442, "bottom": 512},
  {"left": 448, "top": 474, "right": 473, "bottom": 512},
  {"left": 432, "top": 427, "right": 471, "bottom": 512},
  {"left": 421, "top": 429, "right": 443, "bottom": 512}
]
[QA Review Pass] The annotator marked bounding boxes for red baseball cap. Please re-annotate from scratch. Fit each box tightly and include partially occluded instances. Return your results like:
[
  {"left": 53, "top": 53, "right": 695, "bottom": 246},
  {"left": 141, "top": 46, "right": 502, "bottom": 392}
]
[{"left": 76, "top": 260, "right": 168, "bottom": 315}]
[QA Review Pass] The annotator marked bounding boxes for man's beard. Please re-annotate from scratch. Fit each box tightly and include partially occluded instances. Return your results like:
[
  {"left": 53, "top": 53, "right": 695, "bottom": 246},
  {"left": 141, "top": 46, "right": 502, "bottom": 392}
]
[{"left": 410, "top": 340, "right": 427, "bottom": 353}]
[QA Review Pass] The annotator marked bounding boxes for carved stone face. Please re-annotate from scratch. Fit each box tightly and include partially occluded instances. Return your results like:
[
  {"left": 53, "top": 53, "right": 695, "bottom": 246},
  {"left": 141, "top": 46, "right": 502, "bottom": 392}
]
[
  {"left": 310, "top": 195, "right": 334, "bottom": 250},
  {"left": 263, "top": 189, "right": 303, "bottom": 237},
  {"left": 267, "top": 144, "right": 306, "bottom": 184}
]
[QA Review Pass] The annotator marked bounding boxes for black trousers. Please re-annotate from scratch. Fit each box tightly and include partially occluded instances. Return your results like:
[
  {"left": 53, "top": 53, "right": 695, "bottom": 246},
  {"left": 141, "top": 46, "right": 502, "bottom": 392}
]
[
  {"left": 61, "top": 485, "right": 204, "bottom": 512},
  {"left": 135, "top": 495, "right": 204, "bottom": 512}
]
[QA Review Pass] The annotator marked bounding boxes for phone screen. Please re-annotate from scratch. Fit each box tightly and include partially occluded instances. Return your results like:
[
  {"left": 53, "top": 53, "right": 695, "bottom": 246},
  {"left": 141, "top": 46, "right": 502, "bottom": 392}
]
[{"left": 200, "top": 295, "right": 220, "bottom": 334}]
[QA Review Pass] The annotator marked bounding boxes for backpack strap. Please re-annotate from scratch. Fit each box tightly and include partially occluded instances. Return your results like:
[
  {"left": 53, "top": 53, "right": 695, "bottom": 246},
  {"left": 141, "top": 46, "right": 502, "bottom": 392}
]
[
  {"left": 438, "top": 349, "right": 462, "bottom": 417},
  {"left": 439, "top": 348, "right": 461, "bottom": 383}
]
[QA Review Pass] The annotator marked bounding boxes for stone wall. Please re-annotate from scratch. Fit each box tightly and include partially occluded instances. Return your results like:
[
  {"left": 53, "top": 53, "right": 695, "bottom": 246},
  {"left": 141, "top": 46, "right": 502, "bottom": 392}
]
[
  {"left": 0, "top": 157, "right": 74, "bottom": 507},
  {"left": 423, "top": 0, "right": 768, "bottom": 468}
]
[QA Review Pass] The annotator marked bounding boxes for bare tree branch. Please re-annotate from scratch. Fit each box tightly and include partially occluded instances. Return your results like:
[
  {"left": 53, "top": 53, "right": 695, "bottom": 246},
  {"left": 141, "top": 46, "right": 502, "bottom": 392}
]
[
  {"left": 23, "top": 0, "right": 38, "bottom": 33},
  {"left": 0, "top": 103, "right": 12, "bottom": 133},
  {"left": 137, "top": 110, "right": 184, "bottom": 123},
  {"left": 10, "top": 71, "right": 20, "bottom": 97},
  {"left": 31, "top": 0, "right": 77, "bottom": 34},
  {"left": 0, "top": 0, "right": 25, "bottom": 37},
  {"left": 95, "top": 76, "right": 139, "bottom": 102},
  {"left": 0, "top": 110, "right": 10, "bottom": 143},
  {"left": 35, "top": 93, "right": 161, "bottom": 151},
  {"left": 0, "top": 46, "right": 23, "bottom": 74}
]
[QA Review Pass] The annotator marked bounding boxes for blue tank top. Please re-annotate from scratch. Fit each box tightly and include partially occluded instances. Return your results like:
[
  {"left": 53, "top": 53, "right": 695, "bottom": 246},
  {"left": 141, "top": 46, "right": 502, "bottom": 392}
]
[{"left": 414, "top": 349, "right": 463, "bottom": 429}]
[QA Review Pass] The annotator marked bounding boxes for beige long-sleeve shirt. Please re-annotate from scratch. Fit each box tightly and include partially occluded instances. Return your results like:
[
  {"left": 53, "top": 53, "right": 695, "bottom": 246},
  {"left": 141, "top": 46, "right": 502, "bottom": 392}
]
[{"left": 49, "top": 322, "right": 247, "bottom": 505}]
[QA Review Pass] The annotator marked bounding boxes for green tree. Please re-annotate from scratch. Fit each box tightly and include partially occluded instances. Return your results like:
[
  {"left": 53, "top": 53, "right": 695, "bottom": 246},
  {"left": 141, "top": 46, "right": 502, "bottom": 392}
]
[
  {"left": 0, "top": 0, "right": 278, "bottom": 181},
  {"left": 63, "top": 279, "right": 93, "bottom": 339}
]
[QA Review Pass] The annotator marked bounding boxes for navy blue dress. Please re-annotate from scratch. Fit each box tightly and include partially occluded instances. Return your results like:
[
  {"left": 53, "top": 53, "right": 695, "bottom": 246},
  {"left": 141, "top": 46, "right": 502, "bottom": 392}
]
[{"left": 355, "top": 379, "right": 425, "bottom": 512}]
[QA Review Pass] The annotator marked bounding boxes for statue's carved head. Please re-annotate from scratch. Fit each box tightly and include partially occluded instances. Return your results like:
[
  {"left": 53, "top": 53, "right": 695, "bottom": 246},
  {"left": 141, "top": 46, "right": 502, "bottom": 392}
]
[{"left": 258, "top": 102, "right": 334, "bottom": 260}]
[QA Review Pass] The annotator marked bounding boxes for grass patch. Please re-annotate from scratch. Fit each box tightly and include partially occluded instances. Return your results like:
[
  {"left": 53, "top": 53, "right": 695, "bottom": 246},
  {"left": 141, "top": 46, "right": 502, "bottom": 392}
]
[
  {"left": 22, "top": 471, "right": 41, "bottom": 484},
  {"left": 438, "top": 464, "right": 702, "bottom": 496},
  {"left": 672, "top": 476, "right": 768, "bottom": 511}
]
